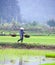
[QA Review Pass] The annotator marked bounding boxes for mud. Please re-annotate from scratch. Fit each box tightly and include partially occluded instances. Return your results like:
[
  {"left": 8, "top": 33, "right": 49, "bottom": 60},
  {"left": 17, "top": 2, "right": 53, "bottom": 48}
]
[{"left": 0, "top": 43, "right": 55, "bottom": 50}]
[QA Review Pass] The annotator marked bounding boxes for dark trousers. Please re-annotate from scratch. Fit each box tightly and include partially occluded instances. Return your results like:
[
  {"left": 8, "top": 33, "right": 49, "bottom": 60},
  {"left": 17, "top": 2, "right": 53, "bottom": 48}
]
[{"left": 18, "top": 36, "right": 23, "bottom": 43}]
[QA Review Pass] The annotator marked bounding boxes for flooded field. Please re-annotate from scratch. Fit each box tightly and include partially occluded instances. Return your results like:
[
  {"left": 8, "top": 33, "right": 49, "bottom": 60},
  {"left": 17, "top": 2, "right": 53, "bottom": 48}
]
[{"left": 0, "top": 56, "right": 55, "bottom": 65}]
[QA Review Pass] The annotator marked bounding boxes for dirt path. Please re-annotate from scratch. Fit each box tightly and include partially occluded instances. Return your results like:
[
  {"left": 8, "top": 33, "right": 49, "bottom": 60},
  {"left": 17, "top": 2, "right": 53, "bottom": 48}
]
[{"left": 0, "top": 43, "right": 55, "bottom": 50}]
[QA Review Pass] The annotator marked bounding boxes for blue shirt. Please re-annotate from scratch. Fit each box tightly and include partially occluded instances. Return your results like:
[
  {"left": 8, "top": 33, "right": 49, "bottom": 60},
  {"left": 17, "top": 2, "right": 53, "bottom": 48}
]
[{"left": 20, "top": 29, "right": 24, "bottom": 37}]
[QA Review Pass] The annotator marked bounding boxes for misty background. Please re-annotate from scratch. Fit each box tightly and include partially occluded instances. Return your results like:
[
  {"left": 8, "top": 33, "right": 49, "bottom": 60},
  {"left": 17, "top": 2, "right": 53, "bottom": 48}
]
[
  {"left": 18, "top": 0, "right": 55, "bottom": 23},
  {"left": 0, "top": 0, "right": 55, "bottom": 35}
]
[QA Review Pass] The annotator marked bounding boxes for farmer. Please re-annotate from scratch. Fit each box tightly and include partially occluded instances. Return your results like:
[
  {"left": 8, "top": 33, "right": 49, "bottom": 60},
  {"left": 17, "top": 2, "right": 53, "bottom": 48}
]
[{"left": 18, "top": 27, "right": 24, "bottom": 43}]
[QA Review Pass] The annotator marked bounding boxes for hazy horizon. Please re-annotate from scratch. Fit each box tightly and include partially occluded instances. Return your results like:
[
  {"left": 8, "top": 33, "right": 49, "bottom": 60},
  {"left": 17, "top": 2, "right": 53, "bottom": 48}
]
[
  {"left": 0, "top": 0, "right": 55, "bottom": 24},
  {"left": 18, "top": 0, "right": 55, "bottom": 23}
]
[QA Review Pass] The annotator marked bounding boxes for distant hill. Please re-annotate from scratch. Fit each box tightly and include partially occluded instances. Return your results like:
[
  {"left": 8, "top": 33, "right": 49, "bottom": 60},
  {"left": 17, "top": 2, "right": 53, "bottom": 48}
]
[{"left": 0, "top": 0, "right": 22, "bottom": 23}]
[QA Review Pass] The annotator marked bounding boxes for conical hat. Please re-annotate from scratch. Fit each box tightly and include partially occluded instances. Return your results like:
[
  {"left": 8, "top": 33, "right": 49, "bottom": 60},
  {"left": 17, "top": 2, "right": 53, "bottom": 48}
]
[{"left": 20, "top": 27, "right": 24, "bottom": 30}]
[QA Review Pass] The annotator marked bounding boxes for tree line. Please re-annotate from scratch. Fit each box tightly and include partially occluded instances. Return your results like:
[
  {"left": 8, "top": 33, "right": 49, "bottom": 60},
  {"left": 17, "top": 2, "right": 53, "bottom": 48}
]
[{"left": 0, "top": 19, "right": 55, "bottom": 35}]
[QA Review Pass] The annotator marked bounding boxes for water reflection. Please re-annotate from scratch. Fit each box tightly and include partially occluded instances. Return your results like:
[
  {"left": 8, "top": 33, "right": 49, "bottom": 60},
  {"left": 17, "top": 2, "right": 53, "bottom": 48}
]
[{"left": 0, "top": 56, "right": 55, "bottom": 65}]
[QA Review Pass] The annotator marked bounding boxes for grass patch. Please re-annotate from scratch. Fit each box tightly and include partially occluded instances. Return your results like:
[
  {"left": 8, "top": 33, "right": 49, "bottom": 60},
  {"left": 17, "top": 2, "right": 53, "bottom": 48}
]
[
  {"left": 0, "top": 49, "right": 55, "bottom": 60},
  {"left": 41, "top": 63, "right": 55, "bottom": 65},
  {"left": 0, "top": 36, "right": 55, "bottom": 45},
  {"left": 46, "top": 53, "right": 55, "bottom": 58}
]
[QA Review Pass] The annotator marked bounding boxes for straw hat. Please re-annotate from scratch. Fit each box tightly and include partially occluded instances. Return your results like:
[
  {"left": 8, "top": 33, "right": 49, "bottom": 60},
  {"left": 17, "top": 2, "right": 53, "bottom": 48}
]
[{"left": 20, "top": 27, "right": 24, "bottom": 30}]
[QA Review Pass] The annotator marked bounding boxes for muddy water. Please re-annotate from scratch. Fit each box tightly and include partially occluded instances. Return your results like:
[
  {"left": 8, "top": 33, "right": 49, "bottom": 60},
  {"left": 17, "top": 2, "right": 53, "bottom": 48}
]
[{"left": 0, "top": 56, "right": 55, "bottom": 65}]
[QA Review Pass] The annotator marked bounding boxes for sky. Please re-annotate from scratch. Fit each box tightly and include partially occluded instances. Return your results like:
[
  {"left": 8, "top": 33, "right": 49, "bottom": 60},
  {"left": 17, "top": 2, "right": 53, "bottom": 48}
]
[{"left": 18, "top": 0, "right": 55, "bottom": 23}]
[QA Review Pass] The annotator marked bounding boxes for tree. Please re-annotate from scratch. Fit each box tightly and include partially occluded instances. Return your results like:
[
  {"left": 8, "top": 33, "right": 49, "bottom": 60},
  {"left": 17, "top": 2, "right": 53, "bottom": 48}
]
[
  {"left": 47, "top": 19, "right": 55, "bottom": 34},
  {"left": 47, "top": 19, "right": 55, "bottom": 27},
  {"left": 0, "top": 0, "right": 22, "bottom": 22},
  {"left": 32, "top": 21, "right": 37, "bottom": 26}
]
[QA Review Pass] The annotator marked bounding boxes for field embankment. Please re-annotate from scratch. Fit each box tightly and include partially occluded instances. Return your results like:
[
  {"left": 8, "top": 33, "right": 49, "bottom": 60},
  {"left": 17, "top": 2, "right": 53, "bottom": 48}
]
[{"left": 0, "top": 43, "right": 55, "bottom": 50}]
